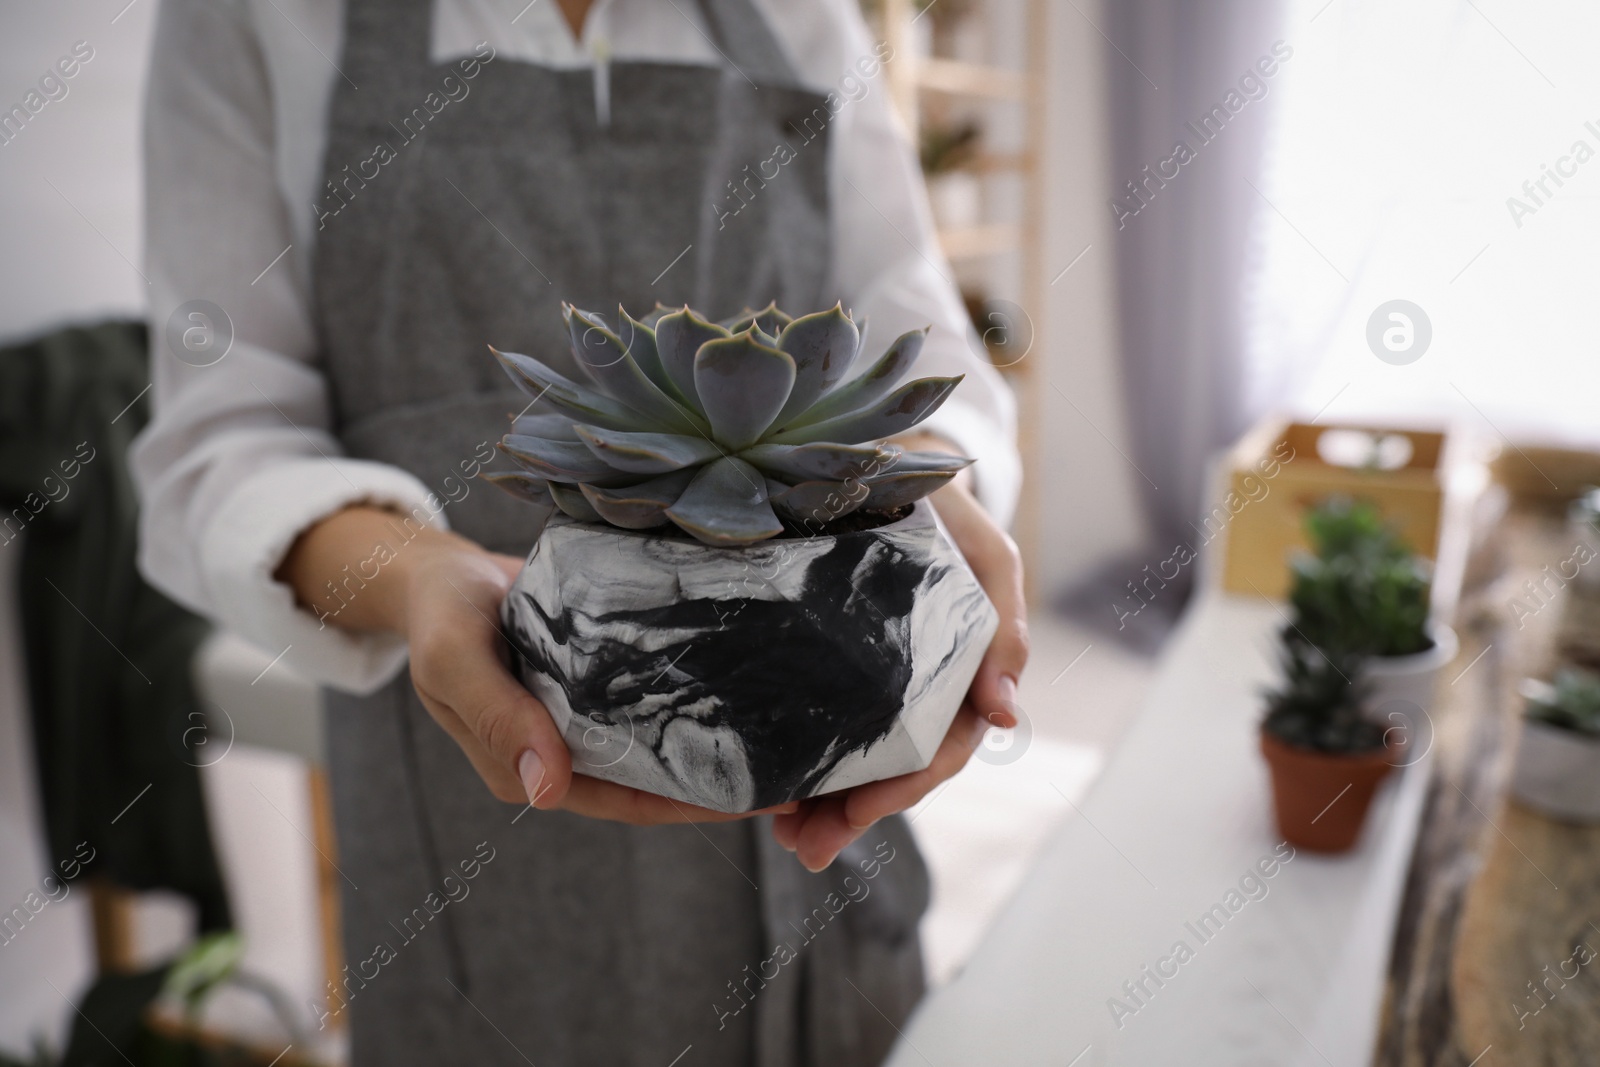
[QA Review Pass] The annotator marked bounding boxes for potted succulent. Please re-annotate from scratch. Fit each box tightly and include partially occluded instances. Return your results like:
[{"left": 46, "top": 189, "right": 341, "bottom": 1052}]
[
  {"left": 485, "top": 302, "right": 998, "bottom": 813},
  {"left": 1287, "top": 497, "right": 1457, "bottom": 715},
  {"left": 1510, "top": 668, "right": 1600, "bottom": 822},
  {"left": 1259, "top": 637, "right": 1397, "bottom": 852},
  {"left": 1569, "top": 486, "right": 1600, "bottom": 592}
]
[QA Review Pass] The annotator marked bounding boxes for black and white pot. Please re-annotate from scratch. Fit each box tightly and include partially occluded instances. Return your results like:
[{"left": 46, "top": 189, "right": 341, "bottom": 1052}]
[
  {"left": 1365, "top": 622, "right": 1458, "bottom": 716},
  {"left": 500, "top": 500, "right": 998, "bottom": 813},
  {"left": 1510, "top": 717, "right": 1600, "bottom": 822}
]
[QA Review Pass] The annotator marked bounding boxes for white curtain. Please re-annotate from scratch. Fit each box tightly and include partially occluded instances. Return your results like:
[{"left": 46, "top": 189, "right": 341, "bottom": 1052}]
[
  {"left": 1103, "top": 0, "right": 1290, "bottom": 552},
  {"left": 1247, "top": 0, "right": 1600, "bottom": 444}
]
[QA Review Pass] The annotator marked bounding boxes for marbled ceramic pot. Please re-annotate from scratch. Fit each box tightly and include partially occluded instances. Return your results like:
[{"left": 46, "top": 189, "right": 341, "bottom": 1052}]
[{"left": 501, "top": 500, "right": 998, "bottom": 813}]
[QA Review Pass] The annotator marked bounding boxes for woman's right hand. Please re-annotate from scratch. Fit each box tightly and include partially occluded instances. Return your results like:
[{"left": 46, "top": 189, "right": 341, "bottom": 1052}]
[{"left": 278, "top": 506, "right": 791, "bottom": 825}]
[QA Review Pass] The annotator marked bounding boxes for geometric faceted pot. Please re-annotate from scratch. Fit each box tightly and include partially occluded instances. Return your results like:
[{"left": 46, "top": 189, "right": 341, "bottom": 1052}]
[
  {"left": 1259, "top": 730, "right": 1396, "bottom": 853},
  {"left": 1510, "top": 718, "right": 1600, "bottom": 823},
  {"left": 501, "top": 500, "right": 998, "bottom": 813}
]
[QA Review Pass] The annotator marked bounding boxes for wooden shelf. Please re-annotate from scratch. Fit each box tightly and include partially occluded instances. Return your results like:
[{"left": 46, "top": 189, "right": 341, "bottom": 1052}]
[
  {"left": 914, "top": 57, "right": 1027, "bottom": 100},
  {"left": 960, "top": 151, "right": 1034, "bottom": 174},
  {"left": 937, "top": 223, "right": 1020, "bottom": 260}
]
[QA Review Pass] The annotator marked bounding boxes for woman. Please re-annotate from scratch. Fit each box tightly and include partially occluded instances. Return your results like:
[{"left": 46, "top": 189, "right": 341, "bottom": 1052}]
[{"left": 133, "top": 0, "right": 1026, "bottom": 1063}]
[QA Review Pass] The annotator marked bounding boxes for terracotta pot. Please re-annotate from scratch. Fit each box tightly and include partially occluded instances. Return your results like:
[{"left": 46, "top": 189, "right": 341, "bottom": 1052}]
[{"left": 1259, "top": 730, "right": 1396, "bottom": 853}]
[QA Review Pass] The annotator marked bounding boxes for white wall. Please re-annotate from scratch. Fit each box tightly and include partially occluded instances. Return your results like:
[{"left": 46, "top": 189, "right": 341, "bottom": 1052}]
[
  {"left": 0, "top": 0, "right": 154, "bottom": 343},
  {"left": 1027, "top": 0, "right": 1147, "bottom": 596}
]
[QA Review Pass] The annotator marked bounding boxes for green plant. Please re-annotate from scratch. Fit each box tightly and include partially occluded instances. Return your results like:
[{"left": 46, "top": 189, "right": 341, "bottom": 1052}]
[
  {"left": 1525, "top": 668, "right": 1600, "bottom": 738},
  {"left": 920, "top": 120, "right": 981, "bottom": 176},
  {"left": 1287, "top": 497, "right": 1432, "bottom": 657},
  {"left": 486, "top": 302, "right": 971, "bottom": 546},
  {"left": 1262, "top": 636, "right": 1385, "bottom": 754}
]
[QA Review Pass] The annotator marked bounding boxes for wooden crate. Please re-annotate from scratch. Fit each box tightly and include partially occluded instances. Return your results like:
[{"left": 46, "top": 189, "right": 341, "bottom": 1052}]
[{"left": 1219, "top": 419, "right": 1447, "bottom": 598}]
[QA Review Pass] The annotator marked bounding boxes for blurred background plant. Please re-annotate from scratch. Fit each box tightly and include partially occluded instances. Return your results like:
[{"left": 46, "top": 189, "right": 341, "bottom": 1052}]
[
  {"left": 1522, "top": 668, "right": 1600, "bottom": 739},
  {"left": 1287, "top": 497, "right": 1432, "bottom": 658},
  {"left": 1261, "top": 638, "right": 1384, "bottom": 753}
]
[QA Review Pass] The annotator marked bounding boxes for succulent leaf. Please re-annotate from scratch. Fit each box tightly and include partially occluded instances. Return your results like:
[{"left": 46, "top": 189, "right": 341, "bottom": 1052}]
[
  {"left": 739, "top": 442, "right": 898, "bottom": 482},
  {"left": 579, "top": 469, "right": 695, "bottom": 529},
  {"left": 694, "top": 334, "right": 797, "bottom": 450},
  {"left": 654, "top": 308, "right": 728, "bottom": 414},
  {"left": 491, "top": 346, "right": 645, "bottom": 432},
  {"left": 768, "top": 375, "right": 963, "bottom": 446},
  {"left": 767, "top": 479, "right": 867, "bottom": 523},
  {"left": 493, "top": 303, "right": 971, "bottom": 545},
  {"left": 564, "top": 305, "right": 708, "bottom": 435},
  {"left": 549, "top": 481, "right": 605, "bottom": 521},
  {"left": 614, "top": 310, "right": 697, "bottom": 412},
  {"left": 511, "top": 412, "right": 581, "bottom": 441},
  {"left": 780, "top": 328, "right": 926, "bottom": 431},
  {"left": 573, "top": 424, "right": 725, "bottom": 474},
  {"left": 860, "top": 470, "right": 958, "bottom": 510},
  {"left": 499, "top": 434, "right": 632, "bottom": 484},
  {"left": 482, "top": 470, "right": 554, "bottom": 506},
  {"left": 880, "top": 449, "right": 975, "bottom": 475},
  {"left": 773, "top": 305, "right": 860, "bottom": 424},
  {"left": 721, "top": 302, "right": 792, "bottom": 336},
  {"left": 664, "top": 457, "right": 783, "bottom": 545}
]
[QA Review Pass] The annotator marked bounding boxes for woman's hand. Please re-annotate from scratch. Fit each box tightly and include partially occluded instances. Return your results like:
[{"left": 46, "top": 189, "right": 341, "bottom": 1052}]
[
  {"left": 771, "top": 464, "right": 1030, "bottom": 871},
  {"left": 277, "top": 506, "right": 793, "bottom": 824}
]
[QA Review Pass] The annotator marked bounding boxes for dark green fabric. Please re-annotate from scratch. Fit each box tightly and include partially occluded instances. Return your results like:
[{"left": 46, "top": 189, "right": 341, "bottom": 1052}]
[{"left": 0, "top": 321, "right": 230, "bottom": 931}]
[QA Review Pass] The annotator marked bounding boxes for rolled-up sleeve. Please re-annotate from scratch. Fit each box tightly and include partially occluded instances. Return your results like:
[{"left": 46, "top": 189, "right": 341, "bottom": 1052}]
[
  {"left": 131, "top": 0, "right": 444, "bottom": 694},
  {"left": 772, "top": 0, "right": 1022, "bottom": 527}
]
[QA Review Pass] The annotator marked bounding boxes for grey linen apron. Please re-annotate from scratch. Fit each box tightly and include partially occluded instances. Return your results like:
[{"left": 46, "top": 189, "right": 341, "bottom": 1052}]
[{"left": 309, "top": 1, "right": 930, "bottom": 1063}]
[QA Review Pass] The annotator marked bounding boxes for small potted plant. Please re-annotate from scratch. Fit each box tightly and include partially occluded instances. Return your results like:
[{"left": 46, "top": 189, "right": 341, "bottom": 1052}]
[
  {"left": 1569, "top": 486, "right": 1600, "bottom": 592},
  {"left": 1260, "top": 637, "right": 1396, "bottom": 852},
  {"left": 484, "top": 302, "right": 998, "bottom": 813},
  {"left": 1287, "top": 497, "right": 1457, "bottom": 715},
  {"left": 1510, "top": 667, "right": 1600, "bottom": 822}
]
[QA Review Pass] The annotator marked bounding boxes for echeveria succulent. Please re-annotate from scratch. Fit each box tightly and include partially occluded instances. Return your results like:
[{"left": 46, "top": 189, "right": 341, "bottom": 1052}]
[{"left": 485, "top": 301, "right": 972, "bottom": 546}]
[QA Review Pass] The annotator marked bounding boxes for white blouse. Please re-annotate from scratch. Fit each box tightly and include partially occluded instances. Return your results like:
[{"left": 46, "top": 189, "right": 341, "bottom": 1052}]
[{"left": 131, "top": 0, "right": 1020, "bottom": 694}]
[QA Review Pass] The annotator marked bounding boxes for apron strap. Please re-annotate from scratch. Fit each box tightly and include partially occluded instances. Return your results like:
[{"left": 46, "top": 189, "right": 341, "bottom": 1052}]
[
  {"left": 692, "top": 0, "right": 803, "bottom": 87},
  {"left": 337, "top": 0, "right": 803, "bottom": 88}
]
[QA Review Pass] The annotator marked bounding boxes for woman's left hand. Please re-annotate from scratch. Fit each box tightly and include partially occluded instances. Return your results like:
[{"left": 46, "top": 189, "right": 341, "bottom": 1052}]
[{"left": 770, "top": 471, "right": 1029, "bottom": 871}]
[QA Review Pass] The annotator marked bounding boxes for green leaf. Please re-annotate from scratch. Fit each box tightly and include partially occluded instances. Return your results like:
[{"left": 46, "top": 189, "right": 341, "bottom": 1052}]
[
  {"left": 860, "top": 470, "right": 956, "bottom": 510},
  {"left": 617, "top": 306, "right": 692, "bottom": 406},
  {"left": 768, "top": 375, "right": 962, "bottom": 446},
  {"left": 721, "top": 301, "right": 793, "bottom": 335},
  {"left": 664, "top": 456, "right": 783, "bottom": 545},
  {"left": 654, "top": 307, "right": 728, "bottom": 414},
  {"left": 579, "top": 470, "right": 696, "bottom": 529},
  {"left": 549, "top": 481, "right": 604, "bottom": 522},
  {"left": 881, "top": 449, "right": 975, "bottom": 474},
  {"left": 499, "top": 434, "right": 632, "bottom": 484},
  {"left": 768, "top": 479, "right": 868, "bottom": 524},
  {"left": 491, "top": 346, "right": 644, "bottom": 432},
  {"left": 565, "top": 305, "right": 709, "bottom": 435},
  {"left": 573, "top": 424, "right": 725, "bottom": 474},
  {"left": 694, "top": 334, "right": 797, "bottom": 450},
  {"left": 780, "top": 328, "right": 926, "bottom": 431},
  {"left": 773, "top": 304, "right": 860, "bottom": 424},
  {"left": 510, "top": 412, "right": 580, "bottom": 441},
  {"left": 739, "top": 441, "right": 898, "bottom": 482},
  {"left": 482, "top": 470, "right": 554, "bottom": 506}
]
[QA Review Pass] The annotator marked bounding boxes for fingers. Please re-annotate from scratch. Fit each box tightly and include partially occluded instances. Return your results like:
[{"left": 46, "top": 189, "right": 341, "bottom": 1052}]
[
  {"left": 934, "top": 486, "right": 1029, "bottom": 730},
  {"left": 770, "top": 800, "right": 813, "bottom": 852},
  {"left": 558, "top": 775, "right": 799, "bottom": 825},
  {"left": 843, "top": 707, "right": 989, "bottom": 832},
  {"left": 793, "top": 795, "right": 866, "bottom": 873},
  {"left": 409, "top": 579, "right": 575, "bottom": 810}
]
